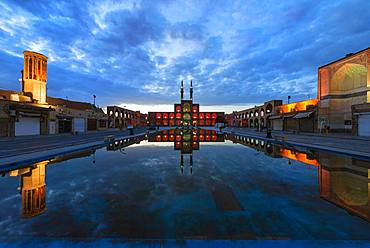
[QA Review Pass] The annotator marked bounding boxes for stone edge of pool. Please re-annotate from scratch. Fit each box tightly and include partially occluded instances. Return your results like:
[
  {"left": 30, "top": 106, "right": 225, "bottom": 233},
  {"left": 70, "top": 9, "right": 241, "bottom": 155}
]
[
  {"left": 1, "top": 128, "right": 370, "bottom": 172},
  {"left": 0, "top": 131, "right": 154, "bottom": 172},
  {"left": 223, "top": 130, "right": 370, "bottom": 162}
]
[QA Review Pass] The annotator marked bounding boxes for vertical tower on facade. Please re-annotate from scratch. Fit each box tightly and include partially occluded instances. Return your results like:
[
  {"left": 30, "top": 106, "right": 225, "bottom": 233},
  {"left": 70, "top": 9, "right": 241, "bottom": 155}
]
[
  {"left": 23, "top": 51, "right": 48, "bottom": 103},
  {"left": 190, "top": 80, "right": 193, "bottom": 100},
  {"left": 180, "top": 80, "right": 184, "bottom": 100}
]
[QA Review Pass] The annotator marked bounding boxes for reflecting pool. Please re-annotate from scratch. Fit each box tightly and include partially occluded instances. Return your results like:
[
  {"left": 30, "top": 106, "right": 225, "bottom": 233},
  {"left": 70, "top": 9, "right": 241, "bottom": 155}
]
[{"left": 0, "top": 129, "right": 370, "bottom": 239}]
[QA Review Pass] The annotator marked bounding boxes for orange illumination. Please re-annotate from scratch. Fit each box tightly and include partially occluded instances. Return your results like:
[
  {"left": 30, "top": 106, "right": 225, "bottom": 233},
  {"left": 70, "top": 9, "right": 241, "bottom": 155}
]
[
  {"left": 277, "top": 99, "right": 318, "bottom": 114},
  {"left": 156, "top": 113, "right": 162, "bottom": 119},
  {"left": 199, "top": 135, "right": 204, "bottom": 141},
  {"left": 176, "top": 135, "right": 182, "bottom": 141},
  {"left": 169, "top": 113, "right": 175, "bottom": 119},
  {"left": 279, "top": 148, "right": 319, "bottom": 166},
  {"left": 169, "top": 134, "right": 175, "bottom": 141}
]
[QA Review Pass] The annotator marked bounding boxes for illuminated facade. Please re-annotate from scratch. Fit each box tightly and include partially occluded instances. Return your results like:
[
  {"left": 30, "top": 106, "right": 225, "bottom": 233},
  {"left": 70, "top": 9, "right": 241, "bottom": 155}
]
[
  {"left": 318, "top": 47, "right": 370, "bottom": 133},
  {"left": 23, "top": 51, "right": 48, "bottom": 104},
  {"left": 0, "top": 51, "right": 108, "bottom": 136},
  {"left": 230, "top": 100, "right": 282, "bottom": 129},
  {"left": 270, "top": 99, "right": 319, "bottom": 132},
  {"left": 148, "top": 81, "right": 225, "bottom": 127}
]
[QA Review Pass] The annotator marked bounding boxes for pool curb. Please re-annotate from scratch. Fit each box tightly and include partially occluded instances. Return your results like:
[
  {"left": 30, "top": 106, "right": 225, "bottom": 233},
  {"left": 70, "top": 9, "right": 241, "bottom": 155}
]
[
  {"left": 224, "top": 130, "right": 370, "bottom": 161},
  {"left": 0, "top": 131, "right": 153, "bottom": 172}
]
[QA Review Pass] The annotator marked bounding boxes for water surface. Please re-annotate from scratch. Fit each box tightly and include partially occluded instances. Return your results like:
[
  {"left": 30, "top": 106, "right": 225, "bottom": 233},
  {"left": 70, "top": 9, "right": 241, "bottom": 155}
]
[{"left": 0, "top": 129, "right": 369, "bottom": 239}]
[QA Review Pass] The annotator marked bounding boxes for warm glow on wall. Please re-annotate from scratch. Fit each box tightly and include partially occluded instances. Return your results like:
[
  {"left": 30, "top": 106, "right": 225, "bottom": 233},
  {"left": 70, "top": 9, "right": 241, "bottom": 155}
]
[
  {"left": 277, "top": 99, "right": 318, "bottom": 114},
  {"left": 279, "top": 148, "right": 319, "bottom": 166}
]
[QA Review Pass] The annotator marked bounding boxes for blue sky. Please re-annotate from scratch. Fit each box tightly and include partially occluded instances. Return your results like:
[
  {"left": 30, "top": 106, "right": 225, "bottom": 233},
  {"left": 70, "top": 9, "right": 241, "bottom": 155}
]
[{"left": 0, "top": 0, "right": 369, "bottom": 113}]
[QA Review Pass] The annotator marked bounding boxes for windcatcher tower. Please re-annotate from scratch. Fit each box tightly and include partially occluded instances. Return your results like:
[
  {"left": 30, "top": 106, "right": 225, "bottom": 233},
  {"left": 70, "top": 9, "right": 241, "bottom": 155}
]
[{"left": 23, "top": 51, "right": 48, "bottom": 103}]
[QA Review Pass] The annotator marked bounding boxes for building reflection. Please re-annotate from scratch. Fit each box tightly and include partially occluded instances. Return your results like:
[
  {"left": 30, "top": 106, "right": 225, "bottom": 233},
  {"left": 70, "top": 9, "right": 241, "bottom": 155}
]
[
  {"left": 9, "top": 161, "right": 47, "bottom": 218},
  {"left": 2, "top": 131, "right": 369, "bottom": 222},
  {"left": 318, "top": 154, "right": 370, "bottom": 221},
  {"left": 106, "top": 135, "right": 145, "bottom": 151},
  {"left": 6, "top": 149, "right": 96, "bottom": 218},
  {"left": 148, "top": 129, "right": 224, "bottom": 174},
  {"left": 227, "top": 133, "right": 370, "bottom": 222}
]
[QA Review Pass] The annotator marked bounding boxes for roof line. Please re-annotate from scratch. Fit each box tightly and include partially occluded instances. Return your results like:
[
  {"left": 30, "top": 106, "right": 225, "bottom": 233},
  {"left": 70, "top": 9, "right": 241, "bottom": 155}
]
[{"left": 318, "top": 46, "right": 370, "bottom": 69}]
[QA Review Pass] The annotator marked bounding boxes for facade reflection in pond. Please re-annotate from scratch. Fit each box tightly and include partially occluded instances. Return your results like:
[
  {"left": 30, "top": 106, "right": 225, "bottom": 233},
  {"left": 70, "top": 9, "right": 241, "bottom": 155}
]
[
  {"left": 2, "top": 130, "right": 369, "bottom": 224},
  {"left": 227, "top": 133, "right": 370, "bottom": 222},
  {"left": 9, "top": 161, "right": 47, "bottom": 218},
  {"left": 6, "top": 149, "right": 97, "bottom": 218},
  {"left": 148, "top": 129, "right": 224, "bottom": 174},
  {"left": 318, "top": 154, "right": 370, "bottom": 221}
]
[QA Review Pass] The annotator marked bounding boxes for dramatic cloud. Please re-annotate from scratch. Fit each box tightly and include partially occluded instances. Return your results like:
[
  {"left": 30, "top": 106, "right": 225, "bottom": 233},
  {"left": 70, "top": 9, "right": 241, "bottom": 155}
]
[{"left": 0, "top": 0, "right": 369, "bottom": 112}]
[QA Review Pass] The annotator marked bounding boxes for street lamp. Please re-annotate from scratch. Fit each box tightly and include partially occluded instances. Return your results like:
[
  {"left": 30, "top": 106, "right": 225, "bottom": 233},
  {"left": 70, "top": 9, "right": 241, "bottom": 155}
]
[
  {"left": 288, "top": 95, "right": 291, "bottom": 104},
  {"left": 93, "top": 95, "right": 96, "bottom": 106}
]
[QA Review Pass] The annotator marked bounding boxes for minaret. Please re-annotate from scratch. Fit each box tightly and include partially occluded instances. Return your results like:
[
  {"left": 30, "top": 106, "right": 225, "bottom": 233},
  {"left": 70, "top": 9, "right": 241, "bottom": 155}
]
[
  {"left": 180, "top": 154, "right": 184, "bottom": 174},
  {"left": 23, "top": 51, "right": 48, "bottom": 103},
  {"left": 180, "top": 80, "right": 184, "bottom": 100},
  {"left": 189, "top": 154, "right": 193, "bottom": 174},
  {"left": 190, "top": 80, "right": 193, "bottom": 100}
]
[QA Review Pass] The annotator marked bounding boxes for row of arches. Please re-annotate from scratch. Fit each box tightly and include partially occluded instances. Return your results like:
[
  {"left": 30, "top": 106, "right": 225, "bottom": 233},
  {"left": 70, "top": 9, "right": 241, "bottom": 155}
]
[
  {"left": 237, "top": 118, "right": 268, "bottom": 129},
  {"left": 235, "top": 103, "right": 273, "bottom": 120}
]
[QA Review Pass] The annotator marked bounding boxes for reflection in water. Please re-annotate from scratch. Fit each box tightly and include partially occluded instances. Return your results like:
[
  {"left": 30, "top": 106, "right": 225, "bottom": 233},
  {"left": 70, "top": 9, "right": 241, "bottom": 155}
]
[
  {"left": 227, "top": 133, "right": 370, "bottom": 222},
  {"left": 2, "top": 129, "right": 370, "bottom": 226},
  {"left": 147, "top": 129, "right": 224, "bottom": 174},
  {"left": 6, "top": 149, "right": 97, "bottom": 218},
  {"left": 9, "top": 161, "right": 46, "bottom": 218}
]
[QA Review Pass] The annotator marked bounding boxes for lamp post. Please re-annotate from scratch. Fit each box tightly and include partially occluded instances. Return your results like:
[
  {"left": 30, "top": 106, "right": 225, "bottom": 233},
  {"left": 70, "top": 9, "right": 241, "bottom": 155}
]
[
  {"left": 93, "top": 95, "right": 96, "bottom": 106},
  {"left": 288, "top": 95, "right": 291, "bottom": 104}
]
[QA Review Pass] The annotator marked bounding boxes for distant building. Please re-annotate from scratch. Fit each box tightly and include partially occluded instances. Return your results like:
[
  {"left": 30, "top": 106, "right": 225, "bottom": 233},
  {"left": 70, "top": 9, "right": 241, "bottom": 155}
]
[
  {"left": 230, "top": 100, "right": 282, "bottom": 129},
  {"left": 147, "top": 81, "right": 225, "bottom": 127},
  {"left": 0, "top": 51, "right": 107, "bottom": 137},
  {"left": 107, "top": 106, "right": 147, "bottom": 128}
]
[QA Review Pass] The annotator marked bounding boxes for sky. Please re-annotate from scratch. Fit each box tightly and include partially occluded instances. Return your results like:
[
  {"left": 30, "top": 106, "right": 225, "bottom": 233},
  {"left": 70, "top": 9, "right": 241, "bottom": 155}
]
[{"left": 0, "top": 0, "right": 370, "bottom": 113}]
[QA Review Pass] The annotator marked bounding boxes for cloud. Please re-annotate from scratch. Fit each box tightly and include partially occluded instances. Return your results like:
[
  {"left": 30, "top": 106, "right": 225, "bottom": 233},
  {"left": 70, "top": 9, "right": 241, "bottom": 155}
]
[{"left": 0, "top": 0, "right": 370, "bottom": 113}]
